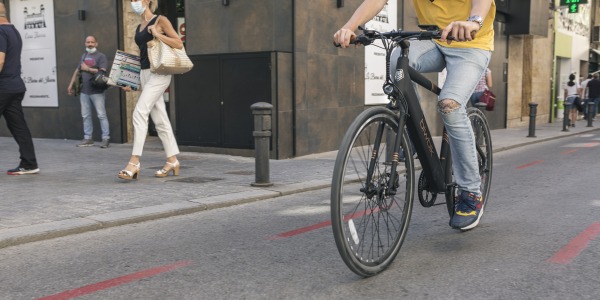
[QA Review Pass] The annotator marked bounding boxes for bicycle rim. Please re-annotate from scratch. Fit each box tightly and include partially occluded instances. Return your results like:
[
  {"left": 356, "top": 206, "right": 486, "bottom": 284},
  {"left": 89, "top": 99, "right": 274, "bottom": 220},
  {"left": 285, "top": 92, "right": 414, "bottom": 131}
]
[
  {"left": 444, "top": 144, "right": 455, "bottom": 217},
  {"left": 468, "top": 108, "right": 493, "bottom": 211},
  {"left": 331, "top": 107, "right": 415, "bottom": 277}
]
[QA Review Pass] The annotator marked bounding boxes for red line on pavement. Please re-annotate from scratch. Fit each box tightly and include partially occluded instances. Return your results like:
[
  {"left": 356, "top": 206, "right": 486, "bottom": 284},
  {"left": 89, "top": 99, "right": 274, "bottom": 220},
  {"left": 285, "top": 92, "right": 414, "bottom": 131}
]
[
  {"left": 516, "top": 160, "right": 544, "bottom": 169},
  {"left": 268, "top": 220, "right": 332, "bottom": 240},
  {"left": 548, "top": 222, "right": 600, "bottom": 265},
  {"left": 268, "top": 205, "right": 383, "bottom": 240},
  {"left": 560, "top": 149, "right": 578, "bottom": 155},
  {"left": 37, "top": 260, "right": 192, "bottom": 300},
  {"left": 583, "top": 142, "right": 600, "bottom": 147}
]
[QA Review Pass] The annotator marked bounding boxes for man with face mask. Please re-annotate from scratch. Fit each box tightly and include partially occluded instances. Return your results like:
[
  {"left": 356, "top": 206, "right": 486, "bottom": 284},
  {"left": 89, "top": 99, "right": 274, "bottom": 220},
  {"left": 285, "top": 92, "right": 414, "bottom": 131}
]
[{"left": 67, "top": 36, "right": 110, "bottom": 148}]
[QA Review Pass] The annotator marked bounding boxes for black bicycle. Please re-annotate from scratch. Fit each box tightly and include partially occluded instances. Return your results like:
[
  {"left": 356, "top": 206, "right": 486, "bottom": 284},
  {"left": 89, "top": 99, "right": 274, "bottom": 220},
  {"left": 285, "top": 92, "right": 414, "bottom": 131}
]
[{"left": 331, "top": 26, "right": 493, "bottom": 277}]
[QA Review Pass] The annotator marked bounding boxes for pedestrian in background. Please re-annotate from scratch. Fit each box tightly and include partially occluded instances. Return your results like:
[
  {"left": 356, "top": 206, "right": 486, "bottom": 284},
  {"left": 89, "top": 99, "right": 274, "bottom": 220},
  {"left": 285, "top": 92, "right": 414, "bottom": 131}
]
[
  {"left": 584, "top": 73, "right": 600, "bottom": 120},
  {"left": 580, "top": 74, "right": 592, "bottom": 120},
  {"left": 469, "top": 67, "right": 493, "bottom": 106},
  {"left": 118, "top": 0, "right": 182, "bottom": 180},
  {"left": 563, "top": 73, "right": 582, "bottom": 127},
  {"left": 0, "top": 3, "right": 39, "bottom": 175},
  {"left": 67, "top": 36, "right": 110, "bottom": 148}
]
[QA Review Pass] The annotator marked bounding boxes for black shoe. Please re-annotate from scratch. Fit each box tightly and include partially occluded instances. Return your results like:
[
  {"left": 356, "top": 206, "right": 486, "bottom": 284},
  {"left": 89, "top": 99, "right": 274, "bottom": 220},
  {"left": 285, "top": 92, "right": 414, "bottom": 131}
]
[{"left": 7, "top": 167, "right": 40, "bottom": 175}]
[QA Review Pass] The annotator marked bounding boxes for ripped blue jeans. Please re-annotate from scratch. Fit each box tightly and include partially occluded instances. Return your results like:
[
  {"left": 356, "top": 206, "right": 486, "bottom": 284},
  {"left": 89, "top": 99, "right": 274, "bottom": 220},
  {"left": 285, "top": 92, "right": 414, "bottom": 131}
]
[{"left": 390, "top": 40, "right": 491, "bottom": 195}]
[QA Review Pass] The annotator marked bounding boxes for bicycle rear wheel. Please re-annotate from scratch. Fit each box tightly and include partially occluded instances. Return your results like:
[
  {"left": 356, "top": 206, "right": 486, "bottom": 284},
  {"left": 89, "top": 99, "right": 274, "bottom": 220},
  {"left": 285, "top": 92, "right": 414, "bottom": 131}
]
[
  {"left": 445, "top": 107, "right": 493, "bottom": 218},
  {"left": 331, "top": 107, "right": 415, "bottom": 277}
]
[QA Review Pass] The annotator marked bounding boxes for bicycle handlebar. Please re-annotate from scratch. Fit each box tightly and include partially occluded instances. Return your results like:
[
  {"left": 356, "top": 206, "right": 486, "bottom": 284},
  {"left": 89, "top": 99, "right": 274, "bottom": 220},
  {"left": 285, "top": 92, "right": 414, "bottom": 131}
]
[{"left": 334, "top": 26, "right": 453, "bottom": 48}]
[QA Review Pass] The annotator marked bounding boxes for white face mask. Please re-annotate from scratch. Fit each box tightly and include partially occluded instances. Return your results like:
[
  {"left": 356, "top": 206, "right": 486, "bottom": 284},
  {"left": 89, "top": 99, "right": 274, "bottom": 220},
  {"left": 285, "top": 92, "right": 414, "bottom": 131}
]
[
  {"left": 131, "top": 2, "right": 146, "bottom": 15},
  {"left": 86, "top": 47, "right": 97, "bottom": 54}
]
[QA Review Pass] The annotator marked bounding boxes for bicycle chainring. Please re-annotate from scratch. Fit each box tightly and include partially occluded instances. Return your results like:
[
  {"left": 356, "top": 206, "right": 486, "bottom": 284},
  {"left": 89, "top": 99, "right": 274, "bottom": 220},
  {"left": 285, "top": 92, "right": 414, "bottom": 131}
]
[{"left": 417, "top": 170, "right": 437, "bottom": 207}]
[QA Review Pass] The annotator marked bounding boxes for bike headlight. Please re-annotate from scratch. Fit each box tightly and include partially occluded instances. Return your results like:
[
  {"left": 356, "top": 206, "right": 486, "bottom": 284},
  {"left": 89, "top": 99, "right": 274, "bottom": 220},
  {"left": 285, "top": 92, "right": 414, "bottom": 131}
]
[{"left": 383, "top": 83, "right": 395, "bottom": 96}]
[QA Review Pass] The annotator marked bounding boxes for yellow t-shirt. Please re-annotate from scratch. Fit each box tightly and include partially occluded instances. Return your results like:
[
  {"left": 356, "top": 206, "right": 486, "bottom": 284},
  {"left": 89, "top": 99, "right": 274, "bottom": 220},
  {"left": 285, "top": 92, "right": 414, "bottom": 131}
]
[{"left": 412, "top": 0, "right": 495, "bottom": 51}]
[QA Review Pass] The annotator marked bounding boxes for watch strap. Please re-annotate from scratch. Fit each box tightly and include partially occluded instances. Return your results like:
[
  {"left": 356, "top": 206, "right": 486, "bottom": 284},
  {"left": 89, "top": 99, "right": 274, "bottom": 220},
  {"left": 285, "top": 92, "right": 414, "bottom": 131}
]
[{"left": 467, "top": 15, "right": 483, "bottom": 30}]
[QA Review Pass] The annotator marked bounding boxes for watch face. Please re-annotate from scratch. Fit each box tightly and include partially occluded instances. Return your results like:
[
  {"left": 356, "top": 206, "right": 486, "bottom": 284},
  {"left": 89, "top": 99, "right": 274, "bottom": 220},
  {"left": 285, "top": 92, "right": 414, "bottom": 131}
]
[{"left": 467, "top": 16, "right": 483, "bottom": 28}]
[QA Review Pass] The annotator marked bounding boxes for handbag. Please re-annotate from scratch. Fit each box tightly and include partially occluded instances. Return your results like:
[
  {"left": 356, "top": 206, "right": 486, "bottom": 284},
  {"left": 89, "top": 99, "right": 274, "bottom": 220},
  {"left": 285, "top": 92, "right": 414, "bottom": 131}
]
[
  {"left": 91, "top": 69, "right": 109, "bottom": 91},
  {"left": 479, "top": 89, "right": 496, "bottom": 111},
  {"left": 147, "top": 16, "right": 193, "bottom": 75}
]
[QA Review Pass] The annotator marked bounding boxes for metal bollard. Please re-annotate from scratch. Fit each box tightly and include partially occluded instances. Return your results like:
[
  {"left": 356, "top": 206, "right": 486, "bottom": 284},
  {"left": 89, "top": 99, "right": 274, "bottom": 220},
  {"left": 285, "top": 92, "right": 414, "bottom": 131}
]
[
  {"left": 562, "top": 103, "right": 570, "bottom": 132},
  {"left": 587, "top": 100, "right": 594, "bottom": 127},
  {"left": 250, "top": 102, "right": 274, "bottom": 187},
  {"left": 527, "top": 102, "right": 537, "bottom": 137}
]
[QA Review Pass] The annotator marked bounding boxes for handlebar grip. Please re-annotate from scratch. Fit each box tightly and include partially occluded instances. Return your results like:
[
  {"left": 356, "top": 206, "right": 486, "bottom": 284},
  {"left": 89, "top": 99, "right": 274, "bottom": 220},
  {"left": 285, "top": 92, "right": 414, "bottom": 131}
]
[{"left": 333, "top": 37, "right": 358, "bottom": 48}]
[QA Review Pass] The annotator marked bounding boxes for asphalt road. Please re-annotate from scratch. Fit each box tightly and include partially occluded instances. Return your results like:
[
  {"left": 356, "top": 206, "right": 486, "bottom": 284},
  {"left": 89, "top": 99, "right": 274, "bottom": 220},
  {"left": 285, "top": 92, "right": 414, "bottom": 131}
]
[{"left": 0, "top": 133, "right": 599, "bottom": 299}]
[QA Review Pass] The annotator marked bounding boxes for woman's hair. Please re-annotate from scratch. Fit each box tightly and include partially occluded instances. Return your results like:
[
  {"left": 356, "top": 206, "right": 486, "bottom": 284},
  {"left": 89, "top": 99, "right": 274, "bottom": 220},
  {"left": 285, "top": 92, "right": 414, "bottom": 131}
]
[
  {"left": 567, "top": 74, "right": 576, "bottom": 87},
  {"left": 149, "top": 0, "right": 158, "bottom": 13}
]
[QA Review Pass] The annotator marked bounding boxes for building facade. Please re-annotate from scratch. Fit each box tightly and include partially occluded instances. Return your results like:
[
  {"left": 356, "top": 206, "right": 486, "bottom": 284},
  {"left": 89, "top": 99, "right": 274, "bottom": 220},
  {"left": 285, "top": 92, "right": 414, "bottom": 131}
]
[{"left": 0, "top": 0, "right": 560, "bottom": 159}]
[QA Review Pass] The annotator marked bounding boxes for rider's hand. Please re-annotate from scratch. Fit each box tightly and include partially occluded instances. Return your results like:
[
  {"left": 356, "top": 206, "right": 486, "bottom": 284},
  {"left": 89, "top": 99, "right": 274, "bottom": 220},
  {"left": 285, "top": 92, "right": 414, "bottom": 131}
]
[
  {"left": 333, "top": 28, "right": 356, "bottom": 48},
  {"left": 121, "top": 86, "right": 132, "bottom": 92},
  {"left": 441, "top": 21, "right": 480, "bottom": 44}
]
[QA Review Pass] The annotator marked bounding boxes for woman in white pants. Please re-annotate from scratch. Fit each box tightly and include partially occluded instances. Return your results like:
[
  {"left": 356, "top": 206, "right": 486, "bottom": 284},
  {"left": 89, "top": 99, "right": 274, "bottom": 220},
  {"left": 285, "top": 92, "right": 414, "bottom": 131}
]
[{"left": 118, "top": 0, "right": 182, "bottom": 180}]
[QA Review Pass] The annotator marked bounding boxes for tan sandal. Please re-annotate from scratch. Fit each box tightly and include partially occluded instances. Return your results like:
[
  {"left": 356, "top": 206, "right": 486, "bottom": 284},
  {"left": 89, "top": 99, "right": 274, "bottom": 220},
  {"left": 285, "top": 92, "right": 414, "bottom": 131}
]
[
  {"left": 118, "top": 162, "right": 140, "bottom": 180},
  {"left": 155, "top": 160, "right": 180, "bottom": 177}
]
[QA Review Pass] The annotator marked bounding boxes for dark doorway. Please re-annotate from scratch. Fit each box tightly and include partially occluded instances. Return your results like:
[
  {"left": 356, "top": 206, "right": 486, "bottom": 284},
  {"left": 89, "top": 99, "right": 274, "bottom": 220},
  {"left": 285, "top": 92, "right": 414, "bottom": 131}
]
[{"left": 175, "top": 52, "right": 272, "bottom": 149}]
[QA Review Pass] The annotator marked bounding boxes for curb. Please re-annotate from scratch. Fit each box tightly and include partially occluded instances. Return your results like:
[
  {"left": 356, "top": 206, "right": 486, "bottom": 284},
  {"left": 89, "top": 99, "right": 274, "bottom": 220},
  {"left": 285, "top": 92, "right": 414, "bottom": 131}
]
[{"left": 491, "top": 127, "right": 600, "bottom": 153}]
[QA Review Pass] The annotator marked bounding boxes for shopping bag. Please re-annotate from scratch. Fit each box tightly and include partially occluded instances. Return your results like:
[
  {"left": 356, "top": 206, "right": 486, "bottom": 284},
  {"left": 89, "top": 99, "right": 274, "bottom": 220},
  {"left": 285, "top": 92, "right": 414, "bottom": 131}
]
[{"left": 107, "top": 50, "right": 141, "bottom": 90}]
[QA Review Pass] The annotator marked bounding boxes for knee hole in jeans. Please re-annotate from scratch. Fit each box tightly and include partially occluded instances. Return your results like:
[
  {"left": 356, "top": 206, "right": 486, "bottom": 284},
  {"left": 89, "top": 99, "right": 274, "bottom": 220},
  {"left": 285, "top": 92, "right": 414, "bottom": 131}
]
[{"left": 438, "top": 99, "right": 460, "bottom": 114}]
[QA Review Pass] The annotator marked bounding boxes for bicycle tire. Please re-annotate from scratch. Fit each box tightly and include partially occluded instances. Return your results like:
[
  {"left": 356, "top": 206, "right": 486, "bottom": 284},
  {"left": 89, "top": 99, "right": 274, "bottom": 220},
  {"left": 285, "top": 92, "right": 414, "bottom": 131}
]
[
  {"left": 331, "top": 107, "right": 415, "bottom": 277},
  {"left": 444, "top": 149, "right": 455, "bottom": 217},
  {"left": 444, "top": 107, "right": 493, "bottom": 219}
]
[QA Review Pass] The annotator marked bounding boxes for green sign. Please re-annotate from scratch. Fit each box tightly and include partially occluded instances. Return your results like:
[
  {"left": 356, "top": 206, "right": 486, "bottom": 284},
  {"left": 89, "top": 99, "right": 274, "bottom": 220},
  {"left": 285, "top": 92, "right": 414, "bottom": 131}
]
[
  {"left": 568, "top": 3, "right": 579, "bottom": 13},
  {"left": 560, "top": 0, "right": 587, "bottom": 5}
]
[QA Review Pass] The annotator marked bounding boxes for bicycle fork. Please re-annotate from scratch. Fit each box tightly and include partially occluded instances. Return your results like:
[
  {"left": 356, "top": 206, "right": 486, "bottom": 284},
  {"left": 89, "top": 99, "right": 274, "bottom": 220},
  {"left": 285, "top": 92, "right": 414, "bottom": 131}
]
[{"left": 362, "top": 110, "right": 407, "bottom": 199}]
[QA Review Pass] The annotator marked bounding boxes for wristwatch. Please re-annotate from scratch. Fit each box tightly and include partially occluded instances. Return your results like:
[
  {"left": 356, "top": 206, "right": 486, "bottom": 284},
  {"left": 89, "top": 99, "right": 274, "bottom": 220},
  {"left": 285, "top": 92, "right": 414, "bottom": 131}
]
[{"left": 467, "top": 15, "right": 483, "bottom": 30}]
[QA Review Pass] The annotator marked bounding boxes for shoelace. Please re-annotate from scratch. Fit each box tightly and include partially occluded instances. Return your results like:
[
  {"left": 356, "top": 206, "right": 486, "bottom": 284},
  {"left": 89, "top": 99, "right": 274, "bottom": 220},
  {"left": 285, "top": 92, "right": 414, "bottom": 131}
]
[{"left": 456, "top": 193, "right": 478, "bottom": 212}]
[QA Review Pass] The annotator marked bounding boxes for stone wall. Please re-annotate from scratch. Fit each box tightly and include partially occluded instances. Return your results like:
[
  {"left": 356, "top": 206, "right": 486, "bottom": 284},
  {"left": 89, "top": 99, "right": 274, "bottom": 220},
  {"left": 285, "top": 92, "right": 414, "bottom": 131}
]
[
  {"left": 506, "top": 20, "right": 554, "bottom": 128},
  {"left": 122, "top": 1, "right": 143, "bottom": 142}
]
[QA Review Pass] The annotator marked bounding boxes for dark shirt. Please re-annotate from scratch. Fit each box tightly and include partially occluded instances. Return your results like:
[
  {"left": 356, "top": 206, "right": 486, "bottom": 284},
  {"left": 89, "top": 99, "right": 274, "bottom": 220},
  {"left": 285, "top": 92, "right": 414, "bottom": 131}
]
[
  {"left": 135, "top": 16, "right": 158, "bottom": 70},
  {"left": 0, "top": 24, "right": 26, "bottom": 93},
  {"left": 78, "top": 51, "right": 108, "bottom": 95},
  {"left": 586, "top": 78, "right": 600, "bottom": 99}
]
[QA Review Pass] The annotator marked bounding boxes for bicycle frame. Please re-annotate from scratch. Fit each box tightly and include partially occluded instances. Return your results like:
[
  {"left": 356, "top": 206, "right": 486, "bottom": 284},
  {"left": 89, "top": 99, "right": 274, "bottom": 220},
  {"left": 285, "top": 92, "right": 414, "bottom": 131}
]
[{"left": 386, "top": 40, "right": 450, "bottom": 194}]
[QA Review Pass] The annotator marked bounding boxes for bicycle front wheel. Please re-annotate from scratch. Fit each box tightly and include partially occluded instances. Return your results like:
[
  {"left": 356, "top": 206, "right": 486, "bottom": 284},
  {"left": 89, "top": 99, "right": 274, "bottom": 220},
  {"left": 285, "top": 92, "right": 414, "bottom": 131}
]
[{"left": 331, "top": 107, "right": 415, "bottom": 277}]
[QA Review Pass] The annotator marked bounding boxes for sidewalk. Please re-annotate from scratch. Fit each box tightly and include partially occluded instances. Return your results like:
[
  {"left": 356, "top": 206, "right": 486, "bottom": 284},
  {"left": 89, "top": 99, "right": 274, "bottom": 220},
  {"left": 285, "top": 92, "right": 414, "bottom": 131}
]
[{"left": 1, "top": 120, "right": 598, "bottom": 248}]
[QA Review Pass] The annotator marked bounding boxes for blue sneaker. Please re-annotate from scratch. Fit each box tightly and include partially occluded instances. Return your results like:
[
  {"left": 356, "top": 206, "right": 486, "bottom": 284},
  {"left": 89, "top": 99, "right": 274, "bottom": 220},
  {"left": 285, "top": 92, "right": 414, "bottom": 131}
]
[{"left": 450, "top": 191, "right": 483, "bottom": 230}]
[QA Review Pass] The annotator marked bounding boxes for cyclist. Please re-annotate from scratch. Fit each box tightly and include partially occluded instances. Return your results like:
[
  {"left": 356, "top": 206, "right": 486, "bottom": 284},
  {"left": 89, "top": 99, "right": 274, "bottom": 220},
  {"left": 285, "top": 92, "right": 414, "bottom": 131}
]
[{"left": 334, "top": 0, "right": 496, "bottom": 230}]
